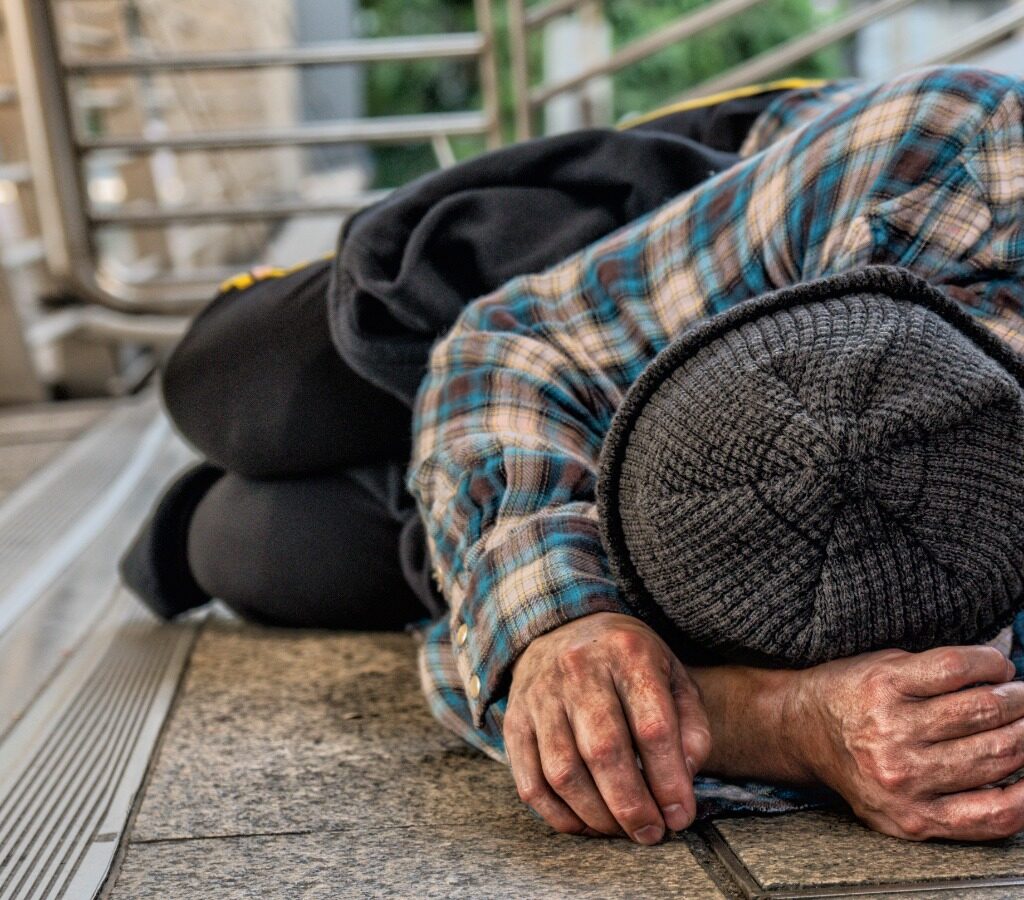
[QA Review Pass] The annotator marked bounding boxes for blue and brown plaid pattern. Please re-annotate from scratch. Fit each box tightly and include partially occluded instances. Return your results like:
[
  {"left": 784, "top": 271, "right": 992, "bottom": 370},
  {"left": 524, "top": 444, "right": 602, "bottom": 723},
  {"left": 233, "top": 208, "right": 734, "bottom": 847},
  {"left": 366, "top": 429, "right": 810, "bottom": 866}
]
[
  {"left": 408, "top": 67, "right": 1024, "bottom": 780},
  {"left": 738, "top": 79, "right": 863, "bottom": 157}
]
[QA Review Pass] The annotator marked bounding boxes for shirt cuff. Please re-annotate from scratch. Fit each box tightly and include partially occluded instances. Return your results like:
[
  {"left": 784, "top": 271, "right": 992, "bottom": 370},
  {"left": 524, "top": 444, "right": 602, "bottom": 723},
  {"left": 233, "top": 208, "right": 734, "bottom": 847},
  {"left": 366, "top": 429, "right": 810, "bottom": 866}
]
[{"left": 449, "top": 510, "right": 634, "bottom": 728}]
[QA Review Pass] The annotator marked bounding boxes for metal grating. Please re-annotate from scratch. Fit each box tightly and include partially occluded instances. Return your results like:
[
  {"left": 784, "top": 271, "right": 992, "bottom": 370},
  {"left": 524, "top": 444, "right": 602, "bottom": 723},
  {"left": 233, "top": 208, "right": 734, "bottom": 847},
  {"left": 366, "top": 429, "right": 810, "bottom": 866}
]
[
  {"left": 0, "top": 596, "right": 197, "bottom": 900},
  {"left": 0, "top": 396, "right": 200, "bottom": 900}
]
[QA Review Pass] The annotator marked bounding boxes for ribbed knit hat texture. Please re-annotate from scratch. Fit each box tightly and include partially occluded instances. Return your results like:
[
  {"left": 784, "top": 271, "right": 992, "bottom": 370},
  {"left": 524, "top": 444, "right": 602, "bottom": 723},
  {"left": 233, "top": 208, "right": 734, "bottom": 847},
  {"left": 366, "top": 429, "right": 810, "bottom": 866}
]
[{"left": 597, "top": 267, "right": 1024, "bottom": 667}]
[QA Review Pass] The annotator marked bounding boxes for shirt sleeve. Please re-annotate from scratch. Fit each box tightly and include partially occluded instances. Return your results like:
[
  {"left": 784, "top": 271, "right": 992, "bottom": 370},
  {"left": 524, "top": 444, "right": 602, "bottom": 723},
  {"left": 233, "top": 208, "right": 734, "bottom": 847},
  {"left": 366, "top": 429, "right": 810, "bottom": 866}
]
[
  {"left": 905, "top": 79, "right": 1024, "bottom": 352},
  {"left": 409, "top": 66, "right": 1019, "bottom": 754},
  {"left": 738, "top": 80, "right": 864, "bottom": 157}
]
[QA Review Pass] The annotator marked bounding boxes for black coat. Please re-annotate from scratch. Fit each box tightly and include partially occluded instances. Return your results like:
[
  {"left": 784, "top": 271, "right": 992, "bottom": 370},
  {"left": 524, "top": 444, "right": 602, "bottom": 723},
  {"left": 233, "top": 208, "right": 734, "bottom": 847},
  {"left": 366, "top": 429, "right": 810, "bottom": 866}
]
[{"left": 327, "top": 92, "right": 782, "bottom": 406}]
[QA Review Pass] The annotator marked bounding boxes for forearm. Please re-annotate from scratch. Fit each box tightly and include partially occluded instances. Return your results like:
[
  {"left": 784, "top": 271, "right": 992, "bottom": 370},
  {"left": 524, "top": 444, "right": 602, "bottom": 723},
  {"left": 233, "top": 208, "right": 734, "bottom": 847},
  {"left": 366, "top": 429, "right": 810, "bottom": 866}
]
[{"left": 688, "top": 664, "right": 817, "bottom": 785}]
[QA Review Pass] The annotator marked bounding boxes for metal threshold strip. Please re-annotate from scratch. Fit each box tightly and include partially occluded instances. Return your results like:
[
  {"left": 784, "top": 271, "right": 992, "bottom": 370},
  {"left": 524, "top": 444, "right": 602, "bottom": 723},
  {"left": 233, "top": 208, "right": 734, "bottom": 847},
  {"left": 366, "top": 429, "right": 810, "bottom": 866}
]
[
  {"left": 0, "top": 396, "right": 201, "bottom": 899},
  {"left": 0, "top": 598, "right": 197, "bottom": 900}
]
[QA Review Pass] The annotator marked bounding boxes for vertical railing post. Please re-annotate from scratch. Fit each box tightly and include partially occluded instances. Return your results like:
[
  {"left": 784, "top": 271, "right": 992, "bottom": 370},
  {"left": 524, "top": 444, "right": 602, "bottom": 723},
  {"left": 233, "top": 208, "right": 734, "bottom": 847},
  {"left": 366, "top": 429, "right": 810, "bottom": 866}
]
[
  {"left": 507, "top": 0, "right": 532, "bottom": 140},
  {"left": 576, "top": 0, "right": 611, "bottom": 128},
  {"left": 474, "top": 0, "right": 503, "bottom": 149},
  {"left": 0, "top": 270, "right": 44, "bottom": 404},
  {"left": 3, "top": 0, "right": 91, "bottom": 294}
]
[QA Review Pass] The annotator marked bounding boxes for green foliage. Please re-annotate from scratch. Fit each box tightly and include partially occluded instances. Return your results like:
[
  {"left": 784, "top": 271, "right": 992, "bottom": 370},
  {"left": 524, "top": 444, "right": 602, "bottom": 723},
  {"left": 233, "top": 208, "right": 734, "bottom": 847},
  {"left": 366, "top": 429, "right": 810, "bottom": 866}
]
[
  {"left": 356, "top": 0, "right": 850, "bottom": 186},
  {"left": 357, "top": 1, "right": 483, "bottom": 187},
  {"left": 607, "top": 0, "right": 849, "bottom": 120}
]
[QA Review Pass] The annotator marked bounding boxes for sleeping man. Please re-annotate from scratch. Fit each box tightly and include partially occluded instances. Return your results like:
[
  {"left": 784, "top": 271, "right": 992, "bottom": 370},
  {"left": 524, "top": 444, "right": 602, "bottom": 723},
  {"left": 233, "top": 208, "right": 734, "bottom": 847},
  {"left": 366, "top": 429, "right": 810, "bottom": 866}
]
[
  {"left": 408, "top": 66, "right": 1024, "bottom": 844},
  {"left": 123, "top": 65, "right": 1024, "bottom": 845}
]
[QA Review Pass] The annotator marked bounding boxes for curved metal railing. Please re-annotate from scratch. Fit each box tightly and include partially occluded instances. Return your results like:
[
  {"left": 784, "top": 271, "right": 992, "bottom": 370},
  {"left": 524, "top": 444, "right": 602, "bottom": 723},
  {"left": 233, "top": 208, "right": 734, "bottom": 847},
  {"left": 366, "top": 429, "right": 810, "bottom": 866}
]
[{"left": 2, "top": 0, "right": 502, "bottom": 317}]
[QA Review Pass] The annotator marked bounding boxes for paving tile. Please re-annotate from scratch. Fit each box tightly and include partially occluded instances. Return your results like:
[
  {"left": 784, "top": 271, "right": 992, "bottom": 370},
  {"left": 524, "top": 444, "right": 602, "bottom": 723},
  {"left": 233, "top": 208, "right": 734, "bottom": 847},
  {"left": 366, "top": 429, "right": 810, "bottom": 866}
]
[
  {"left": 131, "top": 624, "right": 528, "bottom": 841},
  {"left": 112, "top": 826, "right": 725, "bottom": 899},
  {"left": 872, "top": 891, "right": 1024, "bottom": 900},
  {"left": 714, "top": 810, "right": 1024, "bottom": 891},
  {"left": 0, "top": 441, "right": 68, "bottom": 500}
]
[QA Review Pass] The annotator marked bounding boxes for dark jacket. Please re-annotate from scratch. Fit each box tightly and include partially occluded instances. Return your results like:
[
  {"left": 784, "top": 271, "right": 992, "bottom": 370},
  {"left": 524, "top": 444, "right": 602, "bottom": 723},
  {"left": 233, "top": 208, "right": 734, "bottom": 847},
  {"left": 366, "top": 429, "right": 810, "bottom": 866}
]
[{"left": 327, "top": 92, "right": 784, "bottom": 406}]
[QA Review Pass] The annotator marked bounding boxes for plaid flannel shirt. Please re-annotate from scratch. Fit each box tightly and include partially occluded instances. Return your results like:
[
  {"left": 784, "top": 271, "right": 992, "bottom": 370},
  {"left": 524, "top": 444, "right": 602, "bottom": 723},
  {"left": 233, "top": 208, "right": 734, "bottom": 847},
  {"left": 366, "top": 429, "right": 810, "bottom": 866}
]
[{"left": 408, "top": 66, "right": 1024, "bottom": 762}]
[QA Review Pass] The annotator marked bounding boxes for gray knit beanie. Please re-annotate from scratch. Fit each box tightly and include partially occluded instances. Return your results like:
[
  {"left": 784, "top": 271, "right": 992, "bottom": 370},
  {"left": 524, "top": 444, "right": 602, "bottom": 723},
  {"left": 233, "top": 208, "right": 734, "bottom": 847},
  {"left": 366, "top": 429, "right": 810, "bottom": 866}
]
[{"left": 597, "top": 267, "right": 1024, "bottom": 667}]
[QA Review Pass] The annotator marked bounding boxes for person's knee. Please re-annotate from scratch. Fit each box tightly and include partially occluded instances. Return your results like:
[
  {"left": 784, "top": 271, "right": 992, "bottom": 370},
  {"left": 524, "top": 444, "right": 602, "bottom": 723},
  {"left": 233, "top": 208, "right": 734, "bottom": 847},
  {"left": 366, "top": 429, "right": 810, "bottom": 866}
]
[
  {"left": 162, "top": 277, "right": 413, "bottom": 478},
  {"left": 161, "top": 292, "right": 320, "bottom": 477},
  {"left": 187, "top": 471, "right": 427, "bottom": 629}
]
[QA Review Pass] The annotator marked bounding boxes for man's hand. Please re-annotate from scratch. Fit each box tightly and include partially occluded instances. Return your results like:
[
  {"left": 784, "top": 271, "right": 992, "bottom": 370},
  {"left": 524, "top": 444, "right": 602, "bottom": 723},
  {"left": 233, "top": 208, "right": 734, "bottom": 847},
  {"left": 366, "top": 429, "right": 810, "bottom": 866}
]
[
  {"left": 798, "top": 645, "right": 1024, "bottom": 841},
  {"left": 503, "top": 612, "right": 711, "bottom": 843}
]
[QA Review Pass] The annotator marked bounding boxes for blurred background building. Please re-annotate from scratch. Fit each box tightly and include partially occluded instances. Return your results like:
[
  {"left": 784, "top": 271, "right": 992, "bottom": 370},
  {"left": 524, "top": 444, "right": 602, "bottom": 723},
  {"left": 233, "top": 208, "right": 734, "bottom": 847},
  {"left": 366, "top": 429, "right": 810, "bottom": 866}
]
[{"left": 0, "top": 0, "right": 1021, "bottom": 401}]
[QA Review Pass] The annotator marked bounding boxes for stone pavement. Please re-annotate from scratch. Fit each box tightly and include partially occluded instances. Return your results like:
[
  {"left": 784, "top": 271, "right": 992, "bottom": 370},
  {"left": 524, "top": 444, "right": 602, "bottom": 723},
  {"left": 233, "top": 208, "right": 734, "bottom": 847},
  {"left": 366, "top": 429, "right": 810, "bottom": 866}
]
[{"left": 106, "top": 622, "right": 1024, "bottom": 899}]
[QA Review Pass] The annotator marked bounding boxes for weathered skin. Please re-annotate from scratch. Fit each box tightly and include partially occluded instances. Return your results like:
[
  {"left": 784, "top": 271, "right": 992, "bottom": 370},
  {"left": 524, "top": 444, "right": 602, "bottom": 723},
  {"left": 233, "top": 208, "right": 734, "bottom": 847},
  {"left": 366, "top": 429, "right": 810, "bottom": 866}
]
[{"left": 507, "top": 613, "right": 1024, "bottom": 844}]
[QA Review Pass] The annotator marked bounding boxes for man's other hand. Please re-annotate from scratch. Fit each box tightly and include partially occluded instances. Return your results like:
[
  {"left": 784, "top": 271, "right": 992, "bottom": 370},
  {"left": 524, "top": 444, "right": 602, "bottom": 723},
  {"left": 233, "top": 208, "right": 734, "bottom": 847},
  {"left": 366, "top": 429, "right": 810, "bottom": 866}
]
[
  {"left": 504, "top": 612, "right": 711, "bottom": 843},
  {"left": 800, "top": 644, "right": 1024, "bottom": 841}
]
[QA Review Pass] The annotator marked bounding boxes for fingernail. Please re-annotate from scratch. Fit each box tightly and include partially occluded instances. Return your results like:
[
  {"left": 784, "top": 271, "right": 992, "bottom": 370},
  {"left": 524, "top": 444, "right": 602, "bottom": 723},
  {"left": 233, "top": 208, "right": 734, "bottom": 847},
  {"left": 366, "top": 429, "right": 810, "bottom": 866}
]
[
  {"left": 662, "top": 803, "right": 690, "bottom": 831},
  {"left": 632, "top": 824, "right": 664, "bottom": 845},
  {"left": 685, "top": 756, "right": 697, "bottom": 778}
]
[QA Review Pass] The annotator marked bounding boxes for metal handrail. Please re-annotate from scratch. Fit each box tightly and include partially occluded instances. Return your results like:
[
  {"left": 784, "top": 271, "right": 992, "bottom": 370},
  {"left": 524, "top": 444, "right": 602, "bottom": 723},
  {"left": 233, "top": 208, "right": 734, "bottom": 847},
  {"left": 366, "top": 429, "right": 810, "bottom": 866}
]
[
  {"left": 525, "top": 0, "right": 580, "bottom": 29},
  {"left": 3, "top": 0, "right": 503, "bottom": 316},
  {"left": 509, "top": 0, "right": 1024, "bottom": 139},
  {"left": 62, "top": 34, "right": 487, "bottom": 74},
  {"left": 528, "top": 0, "right": 764, "bottom": 108},
  {"left": 0, "top": 163, "right": 32, "bottom": 185},
  {"left": 80, "top": 112, "right": 492, "bottom": 153},
  {"left": 2, "top": 239, "right": 45, "bottom": 270},
  {"left": 91, "top": 192, "right": 391, "bottom": 227},
  {"left": 7, "top": 0, "right": 1022, "bottom": 328},
  {"left": 921, "top": 2, "right": 1024, "bottom": 66},
  {"left": 669, "top": 0, "right": 918, "bottom": 104}
]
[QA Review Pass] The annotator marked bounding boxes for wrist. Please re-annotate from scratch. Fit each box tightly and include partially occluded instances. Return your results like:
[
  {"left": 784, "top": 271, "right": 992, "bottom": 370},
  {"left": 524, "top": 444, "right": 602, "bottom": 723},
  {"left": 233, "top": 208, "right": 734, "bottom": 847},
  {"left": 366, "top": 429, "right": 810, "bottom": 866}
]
[
  {"left": 690, "top": 664, "right": 821, "bottom": 784},
  {"left": 781, "top": 665, "right": 835, "bottom": 785},
  {"left": 751, "top": 666, "right": 820, "bottom": 784}
]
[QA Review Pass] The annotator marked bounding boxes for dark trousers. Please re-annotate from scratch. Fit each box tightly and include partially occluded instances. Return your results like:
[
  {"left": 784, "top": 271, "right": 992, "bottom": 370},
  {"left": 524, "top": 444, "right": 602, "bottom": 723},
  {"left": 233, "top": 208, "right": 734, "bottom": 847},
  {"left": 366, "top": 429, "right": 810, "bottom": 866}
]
[
  {"left": 161, "top": 259, "right": 440, "bottom": 629},
  {"left": 124, "top": 87, "right": 788, "bottom": 629}
]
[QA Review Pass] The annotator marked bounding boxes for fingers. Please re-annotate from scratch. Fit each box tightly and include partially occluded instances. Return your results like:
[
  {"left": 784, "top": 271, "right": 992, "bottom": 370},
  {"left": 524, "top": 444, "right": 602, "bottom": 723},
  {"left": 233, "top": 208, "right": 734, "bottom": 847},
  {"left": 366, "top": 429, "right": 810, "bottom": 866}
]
[
  {"left": 915, "top": 681, "right": 1024, "bottom": 743},
  {"left": 615, "top": 664, "right": 696, "bottom": 831},
  {"left": 568, "top": 686, "right": 667, "bottom": 844},
  {"left": 505, "top": 718, "right": 590, "bottom": 836},
  {"left": 926, "top": 777, "right": 1024, "bottom": 841},
  {"left": 921, "top": 717, "right": 1024, "bottom": 795},
  {"left": 671, "top": 658, "right": 713, "bottom": 774},
  {"left": 534, "top": 707, "right": 622, "bottom": 836},
  {"left": 504, "top": 613, "right": 711, "bottom": 844},
  {"left": 892, "top": 646, "right": 1015, "bottom": 698}
]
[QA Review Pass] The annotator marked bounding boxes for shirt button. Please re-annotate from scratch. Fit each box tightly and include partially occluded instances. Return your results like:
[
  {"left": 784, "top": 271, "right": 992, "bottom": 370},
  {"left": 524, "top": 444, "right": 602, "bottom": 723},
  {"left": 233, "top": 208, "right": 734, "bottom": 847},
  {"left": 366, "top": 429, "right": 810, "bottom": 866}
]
[
  {"left": 456, "top": 623, "right": 469, "bottom": 647},
  {"left": 468, "top": 674, "right": 481, "bottom": 699}
]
